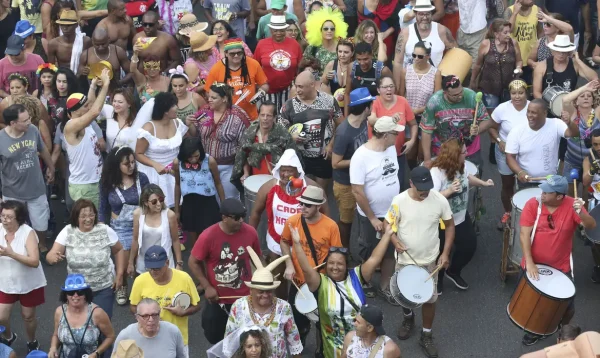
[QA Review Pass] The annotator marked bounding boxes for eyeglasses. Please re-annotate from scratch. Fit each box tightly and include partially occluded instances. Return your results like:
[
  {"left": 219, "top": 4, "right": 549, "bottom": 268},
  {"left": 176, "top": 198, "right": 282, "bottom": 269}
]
[
  {"left": 380, "top": 84, "right": 395, "bottom": 90},
  {"left": 79, "top": 214, "right": 96, "bottom": 219},
  {"left": 149, "top": 197, "right": 165, "bottom": 205},
  {"left": 329, "top": 246, "right": 349, "bottom": 254},
  {"left": 412, "top": 53, "right": 425, "bottom": 59},
  {"left": 0, "top": 215, "right": 15, "bottom": 221},
  {"left": 142, "top": 22, "right": 156, "bottom": 27},
  {"left": 299, "top": 202, "right": 313, "bottom": 208},
  {"left": 227, "top": 51, "right": 244, "bottom": 57},
  {"left": 322, "top": 27, "right": 335, "bottom": 32},
  {"left": 286, "top": 29, "right": 299, "bottom": 33},
  {"left": 225, "top": 214, "right": 244, "bottom": 221},
  {"left": 547, "top": 214, "right": 555, "bottom": 229},
  {"left": 137, "top": 313, "right": 160, "bottom": 320},
  {"left": 66, "top": 290, "right": 86, "bottom": 296}
]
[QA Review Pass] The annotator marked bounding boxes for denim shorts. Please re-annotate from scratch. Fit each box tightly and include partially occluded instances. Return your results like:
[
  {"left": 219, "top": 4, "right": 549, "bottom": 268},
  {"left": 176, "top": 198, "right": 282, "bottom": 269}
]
[{"left": 495, "top": 145, "right": 513, "bottom": 176}]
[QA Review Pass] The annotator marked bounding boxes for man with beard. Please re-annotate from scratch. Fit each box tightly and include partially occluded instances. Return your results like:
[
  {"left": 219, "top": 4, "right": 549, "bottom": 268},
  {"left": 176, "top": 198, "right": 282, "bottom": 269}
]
[
  {"left": 420, "top": 75, "right": 492, "bottom": 170},
  {"left": 96, "top": 0, "right": 136, "bottom": 50},
  {"left": 79, "top": 28, "right": 132, "bottom": 91},
  {"left": 392, "top": 0, "right": 456, "bottom": 86},
  {"left": 131, "top": 11, "right": 181, "bottom": 72},
  {"left": 385, "top": 166, "right": 454, "bottom": 358},
  {"left": 47, "top": 10, "right": 92, "bottom": 73}
]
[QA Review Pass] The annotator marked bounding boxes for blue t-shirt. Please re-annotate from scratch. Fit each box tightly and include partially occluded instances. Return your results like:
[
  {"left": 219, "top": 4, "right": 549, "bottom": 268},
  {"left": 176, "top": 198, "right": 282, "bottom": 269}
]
[{"left": 0, "top": 343, "right": 14, "bottom": 357}]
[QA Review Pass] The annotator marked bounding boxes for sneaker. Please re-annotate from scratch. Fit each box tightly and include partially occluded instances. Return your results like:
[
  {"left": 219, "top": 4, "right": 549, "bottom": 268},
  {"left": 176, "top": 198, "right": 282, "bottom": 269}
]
[
  {"left": 377, "top": 287, "right": 400, "bottom": 306},
  {"left": 27, "top": 340, "right": 40, "bottom": 352},
  {"left": 363, "top": 282, "right": 376, "bottom": 298},
  {"left": 397, "top": 314, "right": 415, "bottom": 340},
  {"left": 498, "top": 212, "right": 511, "bottom": 231},
  {"left": 592, "top": 266, "right": 600, "bottom": 283},
  {"left": 116, "top": 286, "right": 128, "bottom": 305},
  {"left": 445, "top": 271, "right": 468, "bottom": 290},
  {"left": 420, "top": 331, "right": 439, "bottom": 357},
  {"left": 437, "top": 277, "right": 443, "bottom": 296},
  {"left": 0, "top": 332, "right": 17, "bottom": 346},
  {"left": 522, "top": 333, "right": 547, "bottom": 346}
]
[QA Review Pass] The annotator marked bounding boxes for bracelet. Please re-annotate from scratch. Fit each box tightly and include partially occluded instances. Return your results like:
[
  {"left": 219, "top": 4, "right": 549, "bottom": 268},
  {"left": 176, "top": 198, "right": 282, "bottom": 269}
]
[
  {"left": 517, "top": 170, "right": 526, "bottom": 178},
  {"left": 496, "top": 137, "right": 502, "bottom": 143},
  {"left": 131, "top": 56, "right": 139, "bottom": 63},
  {"left": 177, "top": 261, "right": 184, "bottom": 266}
]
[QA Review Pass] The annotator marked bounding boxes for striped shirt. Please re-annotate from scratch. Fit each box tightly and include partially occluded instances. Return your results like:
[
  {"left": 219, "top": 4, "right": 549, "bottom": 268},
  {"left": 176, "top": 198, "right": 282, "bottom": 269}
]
[{"left": 196, "top": 105, "right": 250, "bottom": 165}]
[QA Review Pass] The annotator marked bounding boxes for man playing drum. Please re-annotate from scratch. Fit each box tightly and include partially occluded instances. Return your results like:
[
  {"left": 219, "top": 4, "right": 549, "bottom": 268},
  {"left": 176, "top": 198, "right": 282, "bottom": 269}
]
[
  {"left": 519, "top": 175, "right": 596, "bottom": 346},
  {"left": 248, "top": 149, "right": 327, "bottom": 299},
  {"left": 385, "top": 166, "right": 454, "bottom": 358},
  {"left": 505, "top": 99, "right": 579, "bottom": 189}
]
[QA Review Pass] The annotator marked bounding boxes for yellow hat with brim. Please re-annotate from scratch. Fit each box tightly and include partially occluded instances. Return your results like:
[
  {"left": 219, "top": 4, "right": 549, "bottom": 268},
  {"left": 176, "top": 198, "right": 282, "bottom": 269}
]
[{"left": 88, "top": 61, "right": 113, "bottom": 80}]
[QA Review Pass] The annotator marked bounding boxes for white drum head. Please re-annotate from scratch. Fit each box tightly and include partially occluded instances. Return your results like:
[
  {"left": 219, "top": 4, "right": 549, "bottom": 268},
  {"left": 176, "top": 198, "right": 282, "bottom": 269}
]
[
  {"left": 243, "top": 174, "right": 273, "bottom": 193},
  {"left": 172, "top": 292, "right": 191, "bottom": 310},
  {"left": 396, "top": 265, "right": 434, "bottom": 304},
  {"left": 551, "top": 93, "right": 566, "bottom": 116},
  {"left": 295, "top": 284, "right": 318, "bottom": 314},
  {"left": 512, "top": 188, "right": 541, "bottom": 210},
  {"left": 528, "top": 265, "right": 576, "bottom": 299},
  {"left": 465, "top": 161, "right": 478, "bottom": 176}
]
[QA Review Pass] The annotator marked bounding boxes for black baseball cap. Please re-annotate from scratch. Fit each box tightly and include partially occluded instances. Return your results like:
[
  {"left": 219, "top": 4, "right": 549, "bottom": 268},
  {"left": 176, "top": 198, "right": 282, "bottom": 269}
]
[
  {"left": 360, "top": 305, "right": 386, "bottom": 336},
  {"left": 220, "top": 198, "right": 247, "bottom": 217},
  {"left": 5, "top": 35, "right": 24, "bottom": 56},
  {"left": 410, "top": 166, "right": 434, "bottom": 191}
]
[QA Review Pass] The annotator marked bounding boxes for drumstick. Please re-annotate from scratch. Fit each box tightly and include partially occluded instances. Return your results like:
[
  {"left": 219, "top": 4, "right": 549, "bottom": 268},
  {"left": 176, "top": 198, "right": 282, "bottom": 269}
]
[
  {"left": 424, "top": 264, "right": 444, "bottom": 283},
  {"left": 404, "top": 250, "right": 420, "bottom": 267},
  {"left": 289, "top": 280, "right": 306, "bottom": 299},
  {"left": 471, "top": 92, "right": 483, "bottom": 131},
  {"left": 234, "top": 89, "right": 251, "bottom": 105},
  {"left": 314, "top": 262, "right": 327, "bottom": 270},
  {"left": 218, "top": 296, "right": 245, "bottom": 299}
]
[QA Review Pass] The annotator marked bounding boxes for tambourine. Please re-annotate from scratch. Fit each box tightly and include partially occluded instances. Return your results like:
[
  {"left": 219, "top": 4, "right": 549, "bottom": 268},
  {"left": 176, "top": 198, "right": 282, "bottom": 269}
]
[
  {"left": 88, "top": 61, "right": 113, "bottom": 80},
  {"left": 172, "top": 292, "right": 191, "bottom": 310}
]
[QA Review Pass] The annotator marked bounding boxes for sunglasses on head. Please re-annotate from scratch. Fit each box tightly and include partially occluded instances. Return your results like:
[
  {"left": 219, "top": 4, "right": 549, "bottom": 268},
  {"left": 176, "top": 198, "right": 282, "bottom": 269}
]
[
  {"left": 149, "top": 197, "right": 165, "bottom": 205},
  {"left": 66, "top": 290, "right": 86, "bottom": 296},
  {"left": 412, "top": 53, "right": 425, "bottom": 59},
  {"left": 329, "top": 246, "right": 349, "bottom": 254}
]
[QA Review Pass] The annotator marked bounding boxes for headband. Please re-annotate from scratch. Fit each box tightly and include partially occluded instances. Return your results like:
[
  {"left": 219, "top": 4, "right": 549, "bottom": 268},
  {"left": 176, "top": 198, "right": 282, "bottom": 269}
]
[
  {"left": 508, "top": 79, "right": 527, "bottom": 91},
  {"left": 168, "top": 65, "right": 189, "bottom": 81},
  {"left": 36, "top": 63, "right": 58, "bottom": 77},
  {"left": 9, "top": 73, "right": 29, "bottom": 86}
]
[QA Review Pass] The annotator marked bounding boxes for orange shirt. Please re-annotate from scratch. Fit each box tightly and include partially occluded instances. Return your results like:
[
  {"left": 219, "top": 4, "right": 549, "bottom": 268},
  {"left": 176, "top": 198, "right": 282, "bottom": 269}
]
[
  {"left": 370, "top": 95, "right": 415, "bottom": 156},
  {"left": 204, "top": 57, "right": 268, "bottom": 120},
  {"left": 280, "top": 213, "right": 342, "bottom": 286}
]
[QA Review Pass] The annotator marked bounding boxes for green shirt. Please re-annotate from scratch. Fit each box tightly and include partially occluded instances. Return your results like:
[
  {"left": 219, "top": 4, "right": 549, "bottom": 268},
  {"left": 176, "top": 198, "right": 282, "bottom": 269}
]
[{"left": 256, "top": 12, "right": 298, "bottom": 40}]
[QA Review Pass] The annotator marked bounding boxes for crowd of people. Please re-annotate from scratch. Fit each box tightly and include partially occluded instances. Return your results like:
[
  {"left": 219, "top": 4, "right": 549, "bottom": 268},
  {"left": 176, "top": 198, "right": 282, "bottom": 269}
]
[{"left": 0, "top": 0, "right": 599, "bottom": 357}]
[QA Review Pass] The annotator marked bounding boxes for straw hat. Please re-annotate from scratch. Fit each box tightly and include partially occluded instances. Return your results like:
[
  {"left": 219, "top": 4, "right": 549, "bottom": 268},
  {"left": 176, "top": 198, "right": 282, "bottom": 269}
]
[
  {"left": 244, "top": 246, "right": 289, "bottom": 290},
  {"left": 178, "top": 14, "right": 208, "bottom": 36},
  {"left": 190, "top": 31, "right": 218, "bottom": 52},
  {"left": 413, "top": 0, "right": 436, "bottom": 12},
  {"left": 297, "top": 185, "right": 326, "bottom": 206},
  {"left": 548, "top": 34, "right": 576, "bottom": 52},
  {"left": 111, "top": 340, "right": 144, "bottom": 358},
  {"left": 55, "top": 10, "right": 79, "bottom": 25}
]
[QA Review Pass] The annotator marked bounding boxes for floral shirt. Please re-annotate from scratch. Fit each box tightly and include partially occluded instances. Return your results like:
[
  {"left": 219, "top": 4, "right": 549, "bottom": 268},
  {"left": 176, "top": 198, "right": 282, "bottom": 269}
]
[
  {"left": 303, "top": 45, "right": 338, "bottom": 77},
  {"left": 225, "top": 297, "right": 303, "bottom": 358}
]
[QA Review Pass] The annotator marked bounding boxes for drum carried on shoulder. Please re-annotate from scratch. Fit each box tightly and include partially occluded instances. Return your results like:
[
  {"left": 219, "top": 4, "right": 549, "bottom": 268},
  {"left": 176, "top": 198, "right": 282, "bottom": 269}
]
[{"left": 389, "top": 265, "right": 435, "bottom": 309}]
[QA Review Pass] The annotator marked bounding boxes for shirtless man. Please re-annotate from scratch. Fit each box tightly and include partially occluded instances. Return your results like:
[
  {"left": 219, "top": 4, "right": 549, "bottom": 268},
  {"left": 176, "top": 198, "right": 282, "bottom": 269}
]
[
  {"left": 96, "top": 0, "right": 136, "bottom": 50},
  {"left": 79, "top": 28, "right": 132, "bottom": 91},
  {"left": 47, "top": 10, "right": 92, "bottom": 72},
  {"left": 131, "top": 11, "right": 181, "bottom": 72}
]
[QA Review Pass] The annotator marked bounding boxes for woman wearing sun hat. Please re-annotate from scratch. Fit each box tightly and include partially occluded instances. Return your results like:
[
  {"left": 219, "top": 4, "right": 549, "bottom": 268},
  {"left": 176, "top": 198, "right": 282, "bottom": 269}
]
[
  {"left": 176, "top": 13, "right": 208, "bottom": 62},
  {"left": 184, "top": 31, "right": 218, "bottom": 92},
  {"left": 254, "top": 15, "right": 302, "bottom": 113}
]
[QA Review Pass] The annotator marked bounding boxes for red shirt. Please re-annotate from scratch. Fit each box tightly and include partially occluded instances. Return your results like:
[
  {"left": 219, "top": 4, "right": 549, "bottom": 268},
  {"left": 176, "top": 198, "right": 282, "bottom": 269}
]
[
  {"left": 370, "top": 95, "right": 415, "bottom": 156},
  {"left": 125, "top": 0, "right": 157, "bottom": 32},
  {"left": 191, "top": 222, "right": 262, "bottom": 304},
  {"left": 519, "top": 196, "right": 584, "bottom": 273},
  {"left": 253, "top": 37, "right": 302, "bottom": 94}
]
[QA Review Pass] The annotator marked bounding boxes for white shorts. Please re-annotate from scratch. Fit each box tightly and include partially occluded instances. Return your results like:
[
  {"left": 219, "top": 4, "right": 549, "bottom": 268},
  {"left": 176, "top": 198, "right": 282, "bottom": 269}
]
[
  {"left": 184, "top": 345, "right": 189, "bottom": 358},
  {"left": 2, "top": 194, "right": 50, "bottom": 231}
]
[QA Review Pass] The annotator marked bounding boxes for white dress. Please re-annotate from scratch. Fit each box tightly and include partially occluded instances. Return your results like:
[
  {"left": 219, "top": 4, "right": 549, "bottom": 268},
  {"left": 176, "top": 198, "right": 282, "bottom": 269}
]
[{"left": 136, "top": 118, "right": 188, "bottom": 208}]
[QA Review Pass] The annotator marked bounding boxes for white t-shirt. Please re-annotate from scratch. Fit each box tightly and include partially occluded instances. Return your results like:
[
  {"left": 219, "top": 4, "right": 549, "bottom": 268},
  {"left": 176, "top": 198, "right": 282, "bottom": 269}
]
[
  {"left": 385, "top": 190, "right": 453, "bottom": 265},
  {"left": 505, "top": 118, "right": 568, "bottom": 179},
  {"left": 398, "top": 7, "right": 416, "bottom": 29},
  {"left": 431, "top": 167, "right": 469, "bottom": 225},
  {"left": 458, "top": 0, "right": 487, "bottom": 34},
  {"left": 491, "top": 101, "right": 529, "bottom": 141},
  {"left": 350, "top": 145, "right": 400, "bottom": 218}
]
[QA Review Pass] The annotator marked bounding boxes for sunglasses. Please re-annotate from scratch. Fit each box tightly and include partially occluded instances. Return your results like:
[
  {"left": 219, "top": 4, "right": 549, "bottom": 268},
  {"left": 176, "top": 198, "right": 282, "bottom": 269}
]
[
  {"left": 329, "top": 246, "right": 349, "bottom": 254},
  {"left": 227, "top": 51, "right": 244, "bottom": 57},
  {"left": 149, "top": 197, "right": 165, "bottom": 205},
  {"left": 299, "top": 202, "right": 313, "bottom": 208},
  {"left": 543, "top": 22, "right": 552, "bottom": 28},
  {"left": 225, "top": 214, "right": 244, "bottom": 221},
  {"left": 66, "top": 290, "right": 86, "bottom": 296},
  {"left": 412, "top": 53, "right": 425, "bottom": 59},
  {"left": 547, "top": 214, "right": 555, "bottom": 230},
  {"left": 142, "top": 22, "right": 156, "bottom": 27},
  {"left": 322, "top": 27, "right": 335, "bottom": 31}
]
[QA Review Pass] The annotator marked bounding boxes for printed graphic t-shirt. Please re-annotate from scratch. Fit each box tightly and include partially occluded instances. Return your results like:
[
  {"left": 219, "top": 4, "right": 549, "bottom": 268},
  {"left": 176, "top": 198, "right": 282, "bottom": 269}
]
[
  {"left": 253, "top": 37, "right": 302, "bottom": 93},
  {"left": 509, "top": 4, "right": 539, "bottom": 65},
  {"left": 12, "top": 0, "right": 42, "bottom": 34},
  {"left": 0, "top": 125, "right": 46, "bottom": 200},
  {"left": 203, "top": 0, "right": 250, "bottom": 45},
  {"left": 191, "top": 222, "right": 261, "bottom": 304},
  {"left": 0, "top": 53, "right": 45, "bottom": 94}
]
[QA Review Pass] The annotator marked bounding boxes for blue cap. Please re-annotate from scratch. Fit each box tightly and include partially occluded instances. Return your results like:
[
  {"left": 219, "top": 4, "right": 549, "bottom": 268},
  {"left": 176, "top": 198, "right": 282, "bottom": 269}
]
[
  {"left": 26, "top": 351, "right": 48, "bottom": 358},
  {"left": 61, "top": 273, "right": 90, "bottom": 292},
  {"left": 14, "top": 20, "right": 35, "bottom": 38},
  {"left": 144, "top": 245, "right": 168, "bottom": 269},
  {"left": 349, "top": 87, "right": 375, "bottom": 107},
  {"left": 539, "top": 175, "right": 568, "bottom": 194}
]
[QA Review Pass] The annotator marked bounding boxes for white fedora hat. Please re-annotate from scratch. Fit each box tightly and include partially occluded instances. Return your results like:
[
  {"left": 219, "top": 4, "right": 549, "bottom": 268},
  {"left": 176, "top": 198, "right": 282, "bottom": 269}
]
[
  {"left": 268, "top": 15, "right": 289, "bottom": 30},
  {"left": 298, "top": 185, "right": 326, "bottom": 206},
  {"left": 413, "top": 0, "right": 436, "bottom": 12},
  {"left": 244, "top": 246, "right": 289, "bottom": 291},
  {"left": 547, "top": 34, "right": 576, "bottom": 52}
]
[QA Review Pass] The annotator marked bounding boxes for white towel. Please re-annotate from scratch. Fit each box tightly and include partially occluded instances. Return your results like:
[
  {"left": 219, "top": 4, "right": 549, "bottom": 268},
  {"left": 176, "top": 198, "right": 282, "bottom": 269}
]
[{"left": 61, "top": 26, "right": 85, "bottom": 75}]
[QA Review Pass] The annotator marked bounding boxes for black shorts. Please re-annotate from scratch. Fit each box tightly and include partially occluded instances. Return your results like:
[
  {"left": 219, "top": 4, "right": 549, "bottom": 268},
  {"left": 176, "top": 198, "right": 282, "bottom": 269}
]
[{"left": 303, "top": 155, "right": 333, "bottom": 179}]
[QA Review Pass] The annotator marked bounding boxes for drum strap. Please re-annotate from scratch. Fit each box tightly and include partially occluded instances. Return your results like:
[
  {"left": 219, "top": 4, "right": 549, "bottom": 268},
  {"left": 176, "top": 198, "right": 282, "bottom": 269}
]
[
  {"left": 413, "top": 23, "right": 434, "bottom": 66},
  {"left": 368, "top": 337, "right": 386, "bottom": 358},
  {"left": 545, "top": 56, "right": 554, "bottom": 87},
  {"left": 301, "top": 216, "right": 319, "bottom": 266}
]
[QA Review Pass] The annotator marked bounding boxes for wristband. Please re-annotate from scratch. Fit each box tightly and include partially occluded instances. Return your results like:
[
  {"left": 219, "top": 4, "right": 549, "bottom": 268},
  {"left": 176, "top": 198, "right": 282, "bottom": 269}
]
[{"left": 496, "top": 137, "right": 502, "bottom": 143}]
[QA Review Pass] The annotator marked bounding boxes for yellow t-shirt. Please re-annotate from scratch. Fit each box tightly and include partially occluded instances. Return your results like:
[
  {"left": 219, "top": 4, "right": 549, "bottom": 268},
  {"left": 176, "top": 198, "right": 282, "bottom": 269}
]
[
  {"left": 11, "top": 0, "right": 42, "bottom": 34},
  {"left": 129, "top": 269, "right": 200, "bottom": 345},
  {"left": 509, "top": 4, "right": 539, "bottom": 65}
]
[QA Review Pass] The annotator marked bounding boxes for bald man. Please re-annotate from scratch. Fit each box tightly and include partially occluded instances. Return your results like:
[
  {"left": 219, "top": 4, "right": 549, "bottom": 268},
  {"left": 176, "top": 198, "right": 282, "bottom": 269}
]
[
  {"left": 277, "top": 70, "right": 343, "bottom": 194},
  {"left": 79, "top": 28, "right": 132, "bottom": 91},
  {"left": 131, "top": 11, "right": 181, "bottom": 72},
  {"left": 96, "top": 0, "right": 136, "bottom": 50}
]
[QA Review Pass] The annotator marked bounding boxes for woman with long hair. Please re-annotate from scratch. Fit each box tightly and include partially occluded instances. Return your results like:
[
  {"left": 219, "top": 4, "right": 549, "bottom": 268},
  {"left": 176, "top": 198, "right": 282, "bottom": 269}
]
[
  {"left": 357, "top": 0, "right": 400, "bottom": 60},
  {"left": 128, "top": 184, "right": 181, "bottom": 274},
  {"left": 33, "top": 63, "right": 58, "bottom": 112},
  {"left": 184, "top": 31, "right": 218, "bottom": 92},
  {"left": 321, "top": 39, "right": 354, "bottom": 100},
  {"left": 527, "top": 12, "right": 574, "bottom": 68},
  {"left": 354, "top": 19, "right": 386, "bottom": 62},
  {"left": 232, "top": 327, "right": 272, "bottom": 358},
  {"left": 106, "top": 88, "right": 138, "bottom": 150},
  {"left": 135, "top": 92, "right": 189, "bottom": 209},
  {"left": 99, "top": 146, "right": 149, "bottom": 305},
  {"left": 210, "top": 20, "right": 254, "bottom": 61},
  {"left": 488, "top": 79, "right": 529, "bottom": 229},
  {"left": 195, "top": 83, "right": 250, "bottom": 200},
  {"left": 130, "top": 45, "right": 170, "bottom": 104},
  {"left": 49, "top": 67, "right": 79, "bottom": 132},
  {"left": 169, "top": 67, "right": 204, "bottom": 123},
  {"left": 304, "top": 7, "right": 348, "bottom": 76},
  {"left": 285, "top": 19, "right": 308, "bottom": 51},
  {"left": 431, "top": 138, "right": 493, "bottom": 292},
  {"left": 204, "top": 38, "right": 269, "bottom": 120}
]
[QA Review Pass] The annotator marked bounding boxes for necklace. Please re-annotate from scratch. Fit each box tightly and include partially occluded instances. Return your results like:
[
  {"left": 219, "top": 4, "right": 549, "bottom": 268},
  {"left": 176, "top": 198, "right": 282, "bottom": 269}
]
[
  {"left": 247, "top": 296, "right": 277, "bottom": 327},
  {"left": 94, "top": 46, "right": 111, "bottom": 61}
]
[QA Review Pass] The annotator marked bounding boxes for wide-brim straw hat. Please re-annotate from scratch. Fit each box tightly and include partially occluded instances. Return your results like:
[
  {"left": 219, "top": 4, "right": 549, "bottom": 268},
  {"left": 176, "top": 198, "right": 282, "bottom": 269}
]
[
  {"left": 548, "top": 34, "right": 576, "bottom": 52},
  {"left": 111, "top": 340, "right": 144, "bottom": 358},
  {"left": 244, "top": 246, "right": 289, "bottom": 290},
  {"left": 190, "top": 31, "right": 218, "bottom": 52},
  {"left": 178, "top": 14, "right": 208, "bottom": 36}
]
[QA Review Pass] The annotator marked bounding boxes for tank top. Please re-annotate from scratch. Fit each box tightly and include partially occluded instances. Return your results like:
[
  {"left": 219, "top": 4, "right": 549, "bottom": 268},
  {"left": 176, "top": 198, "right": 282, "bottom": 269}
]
[
  {"left": 537, "top": 36, "right": 552, "bottom": 62},
  {"left": 509, "top": 4, "right": 539, "bottom": 64},
  {"left": 351, "top": 60, "right": 384, "bottom": 97},
  {"left": 136, "top": 209, "right": 174, "bottom": 273},
  {"left": 65, "top": 126, "right": 103, "bottom": 185},
  {"left": 330, "top": 59, "right": 341, "bottom": 94},
  {"left": 32, "top": 38, "right": 47, "bottom": 62},
  {"left": 0, "top": 224, "right": 47, "bottom": 294},
  {"left": 588, "top": 151, "right": 600, "bottom": 200},
  {"left": 176, "top": 93, "right": 197, "bottom": 120},
  {"left": 179, "top": 155, "right": 217, "bottom": 197},
  {"left": 405, "top": 22, "right": 445, "bottom": 68},
  {"left": 265, "top": 179, "right": 305, "bottom": 255},
  {"left": 346, "top": 335, "right": 390, "bottom": 358},
  {"left": 405, "top": 65, "right": 437, "bottom": 111},
  {"left": 479, "top": 39, "right": 517, "bottom": 96},
  {"left": 541, "top": 56, "right": 578, "bottom": 93},
  {"left": 57, "top": 304, "right": 99, "bottom": 358},
  {"left": 566, "top": 110, "right": 600, "bottom": 167}
]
